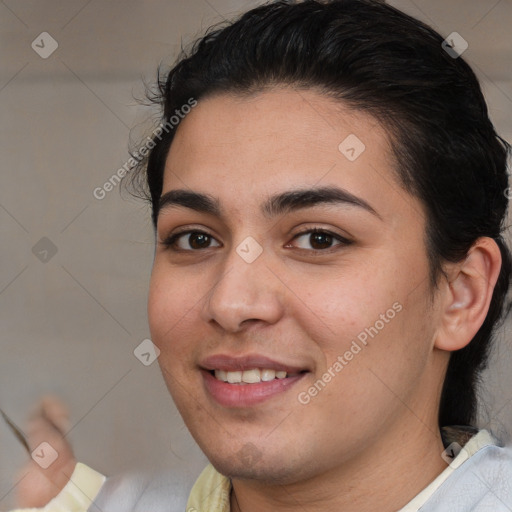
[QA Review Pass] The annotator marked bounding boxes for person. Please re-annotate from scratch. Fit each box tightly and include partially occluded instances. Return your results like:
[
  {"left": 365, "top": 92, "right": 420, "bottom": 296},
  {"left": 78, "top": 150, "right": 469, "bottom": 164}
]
[{"left": 10, "top": 0, "right": 512, "bottom": 510}]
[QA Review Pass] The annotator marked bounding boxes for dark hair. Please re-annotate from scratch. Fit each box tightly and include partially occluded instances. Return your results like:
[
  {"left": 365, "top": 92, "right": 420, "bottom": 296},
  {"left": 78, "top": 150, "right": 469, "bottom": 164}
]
[{"left": 129, "top": 0, "right": 511, "bottom": 428}]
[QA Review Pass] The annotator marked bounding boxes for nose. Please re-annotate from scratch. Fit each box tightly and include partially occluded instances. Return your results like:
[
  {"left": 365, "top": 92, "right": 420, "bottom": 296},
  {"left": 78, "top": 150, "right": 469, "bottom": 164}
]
[{"left": 200, "top": 244, "right": 285, "bottom": 333}]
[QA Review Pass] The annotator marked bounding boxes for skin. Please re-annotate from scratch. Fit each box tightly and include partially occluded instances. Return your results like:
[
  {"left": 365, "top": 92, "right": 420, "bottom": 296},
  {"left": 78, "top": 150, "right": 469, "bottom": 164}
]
[
  {"left": 14, "top": 88, "right": 501, "bottom": 511},
  {"left": 148, "top": 87, "right": 502, "bottom": 511},
  {"left": 15, "top": 396, "right": 76, "bottom": 508}
]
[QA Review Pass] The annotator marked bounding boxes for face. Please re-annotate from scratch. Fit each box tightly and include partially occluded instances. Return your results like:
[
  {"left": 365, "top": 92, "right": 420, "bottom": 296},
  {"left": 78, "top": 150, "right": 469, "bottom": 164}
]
[{"left": 148, "top": 88, "right": 446, "bottom": 485}]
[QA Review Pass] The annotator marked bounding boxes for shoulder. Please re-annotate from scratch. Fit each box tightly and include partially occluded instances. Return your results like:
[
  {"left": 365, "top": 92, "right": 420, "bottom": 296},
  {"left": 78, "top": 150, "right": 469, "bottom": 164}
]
[{"left": 421, "top": 442, "right": 512, "bottom": 511}]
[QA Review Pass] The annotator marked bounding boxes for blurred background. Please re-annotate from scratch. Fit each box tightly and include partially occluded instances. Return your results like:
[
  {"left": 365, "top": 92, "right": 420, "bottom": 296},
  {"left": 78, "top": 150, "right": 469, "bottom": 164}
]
[{"left": 0, "top": 0, "right": 511, "bottom": 508}]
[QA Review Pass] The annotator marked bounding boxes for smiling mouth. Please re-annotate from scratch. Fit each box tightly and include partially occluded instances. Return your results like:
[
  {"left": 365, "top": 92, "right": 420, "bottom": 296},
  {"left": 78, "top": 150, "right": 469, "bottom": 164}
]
[
  {"left": 211, "top": 368, "right": 305, "bottom": 384},
  {"left": 202, "top": 360, "right": 309, "bottom": 407}
]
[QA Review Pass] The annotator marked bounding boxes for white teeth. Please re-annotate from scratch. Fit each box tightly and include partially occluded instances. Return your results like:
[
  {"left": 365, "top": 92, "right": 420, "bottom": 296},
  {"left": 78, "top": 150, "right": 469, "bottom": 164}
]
[
  {"left": 242, "top": 369, "right": 261, "bottom": 383},
  {"left": 215, "top": 370, "right": 228, "bottom": 382},
  {"left": 227, "top": 371, "right": 242, "bottom": 383},
  {"left": 214, "top": 368, "right": 289, "bottom": 383},
  {"left": 261, "top": 369, "right": 276, "bottom": 381}
]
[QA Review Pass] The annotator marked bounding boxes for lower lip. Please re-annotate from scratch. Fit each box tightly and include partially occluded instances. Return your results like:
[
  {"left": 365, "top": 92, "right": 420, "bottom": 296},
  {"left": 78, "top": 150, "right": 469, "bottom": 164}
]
[{"left": 202, "top": 370, "right": 306, "bottom": 408}]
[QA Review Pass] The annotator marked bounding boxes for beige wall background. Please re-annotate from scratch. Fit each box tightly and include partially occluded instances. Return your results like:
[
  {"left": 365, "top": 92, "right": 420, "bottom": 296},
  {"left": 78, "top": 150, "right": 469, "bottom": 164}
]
[{"left": 0, "top": 0, "right": 511, "bottom": 508}]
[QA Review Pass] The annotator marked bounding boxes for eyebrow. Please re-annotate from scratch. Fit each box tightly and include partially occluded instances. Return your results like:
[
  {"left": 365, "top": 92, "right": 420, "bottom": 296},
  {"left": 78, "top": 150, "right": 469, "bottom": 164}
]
[{"left": 158, "top": 186, "right": 381, "bottom": 220}]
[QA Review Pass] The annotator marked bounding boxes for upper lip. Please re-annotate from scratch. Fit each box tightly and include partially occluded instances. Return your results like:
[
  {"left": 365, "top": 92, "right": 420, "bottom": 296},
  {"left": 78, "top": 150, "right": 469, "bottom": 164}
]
[{"left": 200, "top": 354, "right": 309, "bottom": 373}]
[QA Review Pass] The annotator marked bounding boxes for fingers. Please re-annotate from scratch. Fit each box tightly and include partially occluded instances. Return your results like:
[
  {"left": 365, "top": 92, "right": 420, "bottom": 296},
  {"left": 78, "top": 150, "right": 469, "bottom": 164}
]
[
  {"left": 14, "top": 396, "right": 77, "bottom": 508},
  {"left": 24, "top": 396, "right": 75, "bottom": 463},
  {"left": 28, "top": 395, "right": 70, "bottom": 436}
]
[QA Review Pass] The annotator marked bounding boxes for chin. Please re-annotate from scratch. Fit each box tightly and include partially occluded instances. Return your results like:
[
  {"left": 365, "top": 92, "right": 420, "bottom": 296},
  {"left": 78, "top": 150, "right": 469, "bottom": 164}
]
[
  {"left": 213, "top": 458, "right": 292, "bottom": 483},
  {"left": 204, "top": 444, "right": 313, "bottom": 485}
]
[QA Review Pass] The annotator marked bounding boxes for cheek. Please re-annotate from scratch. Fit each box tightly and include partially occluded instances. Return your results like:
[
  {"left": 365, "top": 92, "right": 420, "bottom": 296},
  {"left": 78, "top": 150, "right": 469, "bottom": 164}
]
[
  {"left": 147, "top": 271, "right": 171, "bottom": 344},
  {"left": 286, "top": 264, "right": 391, "bottom": 346},
  {"left": 147, "top": 270, "right": 199, "bottom": 406},
  {"left": 291, "top": 256, "right": 428, "bottom": 387},
  {"left": 147, "top": 266, "right": 193, "bottom": 356}
]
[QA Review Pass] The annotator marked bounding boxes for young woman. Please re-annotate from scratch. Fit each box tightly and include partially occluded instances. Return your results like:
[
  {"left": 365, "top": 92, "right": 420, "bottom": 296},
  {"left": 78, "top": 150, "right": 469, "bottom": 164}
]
[{"left": 11, "top": 0, "right": 512, "bottom": 510}]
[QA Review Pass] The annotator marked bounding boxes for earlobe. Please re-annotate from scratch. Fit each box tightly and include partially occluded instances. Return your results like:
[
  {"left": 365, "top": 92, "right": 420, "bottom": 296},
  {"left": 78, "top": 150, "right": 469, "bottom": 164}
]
[{"left": 435, "top": 237, "right": 502, "bottom": 352}]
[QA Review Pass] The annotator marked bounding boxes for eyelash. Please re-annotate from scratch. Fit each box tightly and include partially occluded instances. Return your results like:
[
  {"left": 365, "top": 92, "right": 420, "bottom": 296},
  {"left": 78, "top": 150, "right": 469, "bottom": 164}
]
[{"left": 160, "top": 227, "right": 352, "bottom": 254}]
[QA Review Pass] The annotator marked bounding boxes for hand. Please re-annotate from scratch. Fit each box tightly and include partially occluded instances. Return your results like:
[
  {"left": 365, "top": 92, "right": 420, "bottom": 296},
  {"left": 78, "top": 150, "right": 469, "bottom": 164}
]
[{"left": 15, "top": 396, "right": 77, "bottom": 508}]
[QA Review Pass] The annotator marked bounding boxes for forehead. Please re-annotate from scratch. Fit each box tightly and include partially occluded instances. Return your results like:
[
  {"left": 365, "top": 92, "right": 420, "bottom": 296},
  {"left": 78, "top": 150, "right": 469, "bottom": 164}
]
[{"left": 161, "top": 88, "right": 420, "bottom": 225}]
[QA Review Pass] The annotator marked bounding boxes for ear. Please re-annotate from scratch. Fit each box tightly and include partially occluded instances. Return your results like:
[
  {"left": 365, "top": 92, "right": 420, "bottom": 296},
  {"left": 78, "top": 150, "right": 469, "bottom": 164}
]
[{"left": 435, "top": 237, "right": 502, "bottom": 352}]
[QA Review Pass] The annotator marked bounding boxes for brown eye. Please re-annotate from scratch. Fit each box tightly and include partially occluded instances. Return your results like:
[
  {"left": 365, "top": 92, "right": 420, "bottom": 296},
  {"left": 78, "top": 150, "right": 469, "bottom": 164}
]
[
  {"left": 291, "top": 228, "right": 351, "bottom": 251},
  {"left": 309, "top": 232, "right": 334, "bottom": 250},
  {"left": 188, "top": 233, "right": 211, "bottom": 249},
  {"left": 163, "top": 230, "right": 221, "bottom": 251}
]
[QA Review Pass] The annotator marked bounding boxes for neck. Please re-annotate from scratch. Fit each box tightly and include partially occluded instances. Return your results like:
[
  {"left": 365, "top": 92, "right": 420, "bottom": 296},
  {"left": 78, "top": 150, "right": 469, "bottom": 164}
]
[{"left": 229, "top": 419, "right": 447, "bottom": 512}]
